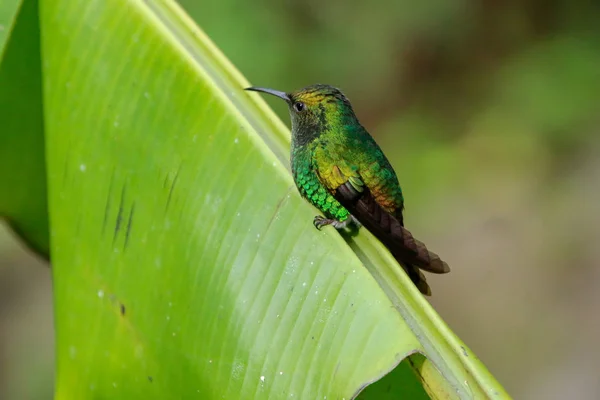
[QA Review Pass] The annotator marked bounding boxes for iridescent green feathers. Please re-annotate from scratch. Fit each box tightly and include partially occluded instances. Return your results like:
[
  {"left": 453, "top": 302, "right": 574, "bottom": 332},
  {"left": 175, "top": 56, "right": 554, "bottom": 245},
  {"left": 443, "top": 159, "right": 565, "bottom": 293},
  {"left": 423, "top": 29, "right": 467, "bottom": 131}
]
[
  {"left": 288, "top": 85, "right": 405, "bottom": 217},
  {"left": 292, "top": 147, "right": 350, "bottom": 222},
  {"left": 245, "top": 84, "right": 450, "bottom": 295}
]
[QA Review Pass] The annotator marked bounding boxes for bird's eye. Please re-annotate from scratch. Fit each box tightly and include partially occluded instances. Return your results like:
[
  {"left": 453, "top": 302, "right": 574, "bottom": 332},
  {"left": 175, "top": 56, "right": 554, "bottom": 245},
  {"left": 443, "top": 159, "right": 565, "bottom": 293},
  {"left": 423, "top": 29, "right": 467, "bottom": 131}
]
[{"left": 293, "top": 102, "right": 305, "bottom": 112}]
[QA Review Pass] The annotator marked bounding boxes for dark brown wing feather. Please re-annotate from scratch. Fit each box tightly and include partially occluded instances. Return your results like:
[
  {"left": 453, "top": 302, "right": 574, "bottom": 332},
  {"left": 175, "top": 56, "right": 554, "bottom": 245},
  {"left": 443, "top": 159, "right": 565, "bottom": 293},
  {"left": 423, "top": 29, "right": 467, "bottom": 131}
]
[{"left": 335, "top": 182, "right": 449, "bottom": 294}]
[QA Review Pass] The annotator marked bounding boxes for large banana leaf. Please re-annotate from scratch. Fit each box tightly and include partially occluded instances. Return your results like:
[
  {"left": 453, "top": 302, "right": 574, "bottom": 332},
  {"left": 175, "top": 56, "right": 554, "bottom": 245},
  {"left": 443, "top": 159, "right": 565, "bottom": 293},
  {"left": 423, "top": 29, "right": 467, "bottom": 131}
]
[
  {"left": 0, "top": 0, "right": 22, "bottom": 57},
  {"left": 0, "top": 0, "right": 48, "bottom": 257},
  {"left": 0, "top": 0, "right": 510, "bottom": 398}
]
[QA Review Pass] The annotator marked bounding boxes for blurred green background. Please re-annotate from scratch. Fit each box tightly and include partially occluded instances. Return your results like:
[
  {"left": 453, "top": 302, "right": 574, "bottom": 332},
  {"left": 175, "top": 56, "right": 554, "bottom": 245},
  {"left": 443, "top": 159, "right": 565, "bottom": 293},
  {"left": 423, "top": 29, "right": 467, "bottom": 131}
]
[{"left": 2, "top": 0, "right": 600, "bottom": 398}]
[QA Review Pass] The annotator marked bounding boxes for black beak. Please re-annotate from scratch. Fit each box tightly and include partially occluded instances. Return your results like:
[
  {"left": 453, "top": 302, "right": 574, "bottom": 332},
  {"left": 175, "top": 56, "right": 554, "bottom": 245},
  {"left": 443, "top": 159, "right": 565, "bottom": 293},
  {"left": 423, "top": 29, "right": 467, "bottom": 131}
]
[{"left": 245, "top": 86, "right": 290, "bottom": 102}]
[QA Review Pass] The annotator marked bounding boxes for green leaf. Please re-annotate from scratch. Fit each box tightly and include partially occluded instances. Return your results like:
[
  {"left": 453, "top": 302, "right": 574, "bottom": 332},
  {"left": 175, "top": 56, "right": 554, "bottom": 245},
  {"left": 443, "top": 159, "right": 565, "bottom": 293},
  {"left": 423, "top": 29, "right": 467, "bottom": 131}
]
[
  {"left": 0, "top": 0, "right": 48, "bottom": 257},
  {"left": 0, "top": 0, "right": 23, "bottom": 58},
  {"left": 0, "top": 0, "right": 511, "bottom": 398}
]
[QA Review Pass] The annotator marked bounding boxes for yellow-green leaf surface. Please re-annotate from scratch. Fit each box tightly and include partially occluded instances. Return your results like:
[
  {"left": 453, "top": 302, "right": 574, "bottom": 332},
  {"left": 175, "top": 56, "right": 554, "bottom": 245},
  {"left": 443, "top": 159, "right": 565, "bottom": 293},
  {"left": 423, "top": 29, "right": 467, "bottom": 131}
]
[
  {"left": 0, "top": 0, "right": 48, "bottom": 257},
  {"left": 37, "top": 0, "right": 509, "bottom": 398},
  {"left": 0, "top": 0, "right": 22, "bottom": 57}
]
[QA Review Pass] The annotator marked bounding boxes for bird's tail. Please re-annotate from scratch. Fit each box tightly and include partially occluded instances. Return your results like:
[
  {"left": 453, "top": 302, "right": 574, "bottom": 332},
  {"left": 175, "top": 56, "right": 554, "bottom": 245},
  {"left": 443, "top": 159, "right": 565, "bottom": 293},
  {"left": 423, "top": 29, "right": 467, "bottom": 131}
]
[
  {"left": 379, "top": 225, "right": 449, "bottom": 296},
  {"left": 388, "top": 224, "right": 450, "bottom": 275},
  {"left": 375, "top": 222, "right": 450, "bottom": 296},
  {"left": 405, "top": 263, "right": 432, "bottom": 296},
  {"left": 337, "top": 184, "right": 450, "bottom": 295}
]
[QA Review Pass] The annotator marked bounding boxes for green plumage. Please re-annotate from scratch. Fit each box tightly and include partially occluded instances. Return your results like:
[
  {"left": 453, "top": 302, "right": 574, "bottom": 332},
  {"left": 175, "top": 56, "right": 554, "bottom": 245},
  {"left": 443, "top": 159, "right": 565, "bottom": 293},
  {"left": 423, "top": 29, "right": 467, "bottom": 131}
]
[
  {"left": 292, "top": 144, "right": 350, "bottom": 222},
  {"left": 245, "top": 84, "right": 450, "bottom": 295}
]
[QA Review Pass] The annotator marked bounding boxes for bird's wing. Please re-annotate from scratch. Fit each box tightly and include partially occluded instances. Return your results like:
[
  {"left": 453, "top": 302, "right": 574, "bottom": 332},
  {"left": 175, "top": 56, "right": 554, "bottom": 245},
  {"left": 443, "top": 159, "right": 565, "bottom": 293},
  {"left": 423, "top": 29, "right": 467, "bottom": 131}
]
[{"left": 314, "top": 149, "right": 449, "bottom": 275}]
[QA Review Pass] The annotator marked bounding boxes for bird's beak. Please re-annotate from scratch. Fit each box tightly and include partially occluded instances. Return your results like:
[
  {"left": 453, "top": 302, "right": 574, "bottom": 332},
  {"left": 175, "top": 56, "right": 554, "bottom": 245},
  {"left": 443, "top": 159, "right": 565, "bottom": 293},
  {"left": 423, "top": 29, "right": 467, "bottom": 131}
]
[{"left": 244, "top": 87, "right": 290, "bottom": 102}]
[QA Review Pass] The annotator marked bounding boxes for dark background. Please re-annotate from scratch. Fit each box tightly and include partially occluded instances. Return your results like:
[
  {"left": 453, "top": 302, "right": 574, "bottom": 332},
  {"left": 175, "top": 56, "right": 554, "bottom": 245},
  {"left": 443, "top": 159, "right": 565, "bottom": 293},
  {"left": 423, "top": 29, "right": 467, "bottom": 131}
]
[{"left": 2, "top": 0, "right": 600, "bottom": 398}]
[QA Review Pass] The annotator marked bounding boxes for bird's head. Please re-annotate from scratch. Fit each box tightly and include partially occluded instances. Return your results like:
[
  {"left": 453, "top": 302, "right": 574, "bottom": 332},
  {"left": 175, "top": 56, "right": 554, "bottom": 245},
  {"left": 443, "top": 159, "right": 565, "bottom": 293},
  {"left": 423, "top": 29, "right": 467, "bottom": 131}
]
[{"left": 245, "top": 84, "right": 357, "bottom": 146}]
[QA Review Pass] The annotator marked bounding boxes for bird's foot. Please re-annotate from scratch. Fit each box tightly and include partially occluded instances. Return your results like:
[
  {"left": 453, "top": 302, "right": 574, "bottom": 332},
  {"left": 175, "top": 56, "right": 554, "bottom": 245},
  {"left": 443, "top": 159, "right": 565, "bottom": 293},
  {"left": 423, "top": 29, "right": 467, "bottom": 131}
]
[
  {"left": 313, "top": 215, "right": 357, "bottom": 231},
  {"left": 313, "top": 216, "right": 337, "bottom": 230}
]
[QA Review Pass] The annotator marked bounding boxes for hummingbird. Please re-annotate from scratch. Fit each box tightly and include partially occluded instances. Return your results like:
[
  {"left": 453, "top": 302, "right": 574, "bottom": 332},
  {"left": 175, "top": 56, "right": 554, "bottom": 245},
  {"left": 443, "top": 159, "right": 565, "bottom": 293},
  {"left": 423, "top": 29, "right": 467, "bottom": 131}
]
[{"left": 245, "top": 84, "right": 450, "bottom": 295}]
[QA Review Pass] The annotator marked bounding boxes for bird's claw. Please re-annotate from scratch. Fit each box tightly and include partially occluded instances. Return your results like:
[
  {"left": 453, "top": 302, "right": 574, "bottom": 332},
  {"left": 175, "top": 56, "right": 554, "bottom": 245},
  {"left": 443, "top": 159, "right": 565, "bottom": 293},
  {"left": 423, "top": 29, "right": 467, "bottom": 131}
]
[
  {"left": 313, "top": 215, "right": 360, "bottom": 231},
  {"left": 313, "top": 215, "right": 332, "bottom": 230}
]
